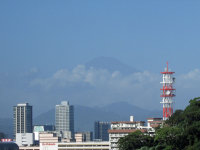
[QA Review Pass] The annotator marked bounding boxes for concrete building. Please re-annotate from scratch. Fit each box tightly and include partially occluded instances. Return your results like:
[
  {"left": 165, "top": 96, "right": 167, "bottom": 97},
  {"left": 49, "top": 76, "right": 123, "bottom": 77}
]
[
  {"left": 108, "top": 116, "right": 147, "bottom": 150},
  {"left": 19, "top": 142, "right": 109, "bottom": 150},
  {"left": 147, "top": 118, "right": 163, "bottom": 135},
  {"left": 57, "top": 141, "right": 109, "bottom": 150},
  {"left": 94, "top": 121, "right": 110, "bottom": 141},
  {"left": 75, "top": 132, "right": 93, "bottom": 142},
  {"left": 75, "top": 133, "right": 84, "bottom": 142},
  {"left": 19, "top": 146, "right": 39, "bottom": 150},
  {"left": 39, "top": 132, "right": 61, "bottom": 144},
  {"left": 13, "top": 103, "right": 32, "bottom": 139},
  {"left": 84, "top": 132, "right": 93, "bottom": 142},
  {"left": 33, "top": 125, "right": 55, "bottom": 144},
  {"left": 13, "top": 103, "right": 33, "bottom": 146},
  {"left": 16, "top": 133, "right": 34, "bottom": 146},
  {"left": 56, "top": 101, "right": 74, "bottom": 139}
]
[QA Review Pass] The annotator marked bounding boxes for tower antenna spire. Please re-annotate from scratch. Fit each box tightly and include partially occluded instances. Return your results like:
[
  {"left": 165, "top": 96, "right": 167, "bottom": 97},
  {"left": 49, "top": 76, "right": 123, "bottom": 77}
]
[
  {"left": 167, "top": 61, "right": 168, "bottom": 72},
  {"left": 160, "top": 62, "right": 175, "bottom": 120}
]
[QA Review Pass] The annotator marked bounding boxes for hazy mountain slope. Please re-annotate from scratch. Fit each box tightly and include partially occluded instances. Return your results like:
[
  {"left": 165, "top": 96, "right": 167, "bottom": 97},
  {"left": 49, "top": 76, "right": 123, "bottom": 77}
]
[
  {"left": 100, "top": 102, "right": 162, "bottom": 121},
  {"left": 34, "top": 102, "right": 162, "bottom": 132},
  {"left": 0, "top": 102, "right": 162, "bottom": 138},
  {"left": 34, "top": 105, "right": 126, "bottom": 132},
  {"left": 85, "top": 57, "right": 139, "bottom": 74}
]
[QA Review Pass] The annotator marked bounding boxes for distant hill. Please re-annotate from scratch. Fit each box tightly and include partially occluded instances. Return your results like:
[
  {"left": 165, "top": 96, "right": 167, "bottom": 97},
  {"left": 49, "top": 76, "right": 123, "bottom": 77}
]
[
  {"left": 34, "top": 105, "right": 126, "bottom": 132},
  {"left": 99, "top": 101, "right": 162, "bottom": 121},
  {"left": 0, "top": 102, "right": 162, "bottom": 138},
  {"left": 34, "top": 102, "right": 162, "bottom": 132}
]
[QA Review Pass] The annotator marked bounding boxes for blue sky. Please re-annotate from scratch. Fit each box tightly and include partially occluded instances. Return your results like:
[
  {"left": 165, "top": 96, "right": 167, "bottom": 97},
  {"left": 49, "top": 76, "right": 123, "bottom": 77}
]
[{"left": 0, "top": 1, "right": 200, "bottom": 117}]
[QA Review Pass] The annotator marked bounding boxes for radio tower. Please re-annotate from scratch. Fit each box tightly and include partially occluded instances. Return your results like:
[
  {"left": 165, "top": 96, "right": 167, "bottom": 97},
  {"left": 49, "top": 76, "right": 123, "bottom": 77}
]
[{"left": 160, "top": 62, "right": 175, "bottom": 120}]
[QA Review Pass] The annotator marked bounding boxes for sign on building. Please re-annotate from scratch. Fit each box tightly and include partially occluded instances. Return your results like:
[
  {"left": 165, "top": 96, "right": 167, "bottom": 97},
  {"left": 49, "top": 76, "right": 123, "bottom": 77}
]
[{"left": 40, "top": 143, "right": 58, "bottom": 150}]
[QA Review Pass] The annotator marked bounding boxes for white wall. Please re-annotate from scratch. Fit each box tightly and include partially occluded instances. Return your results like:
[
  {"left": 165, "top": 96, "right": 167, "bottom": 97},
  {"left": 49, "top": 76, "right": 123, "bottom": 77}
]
[{"left": 16, "top": 133, "right": 33, "bottom": 146}]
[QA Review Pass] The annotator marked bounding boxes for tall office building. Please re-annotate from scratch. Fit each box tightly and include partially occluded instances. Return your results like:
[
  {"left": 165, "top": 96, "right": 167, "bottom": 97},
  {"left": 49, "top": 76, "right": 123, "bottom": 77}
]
[
  {"left": 13, "top": 103, "right": 32, "bottom": 138},
  {"left": 94, "top": 121, "right": 110, "bottom": 141},
  {"left": 55, "top": 101, "right": 74, "bottom": 139}
]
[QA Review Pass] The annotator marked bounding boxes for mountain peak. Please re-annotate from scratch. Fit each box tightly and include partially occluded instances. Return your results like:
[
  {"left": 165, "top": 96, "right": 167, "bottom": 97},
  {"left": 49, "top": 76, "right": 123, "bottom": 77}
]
[{"left": 85, "top": 57, "right": 138, "bottom": 74}]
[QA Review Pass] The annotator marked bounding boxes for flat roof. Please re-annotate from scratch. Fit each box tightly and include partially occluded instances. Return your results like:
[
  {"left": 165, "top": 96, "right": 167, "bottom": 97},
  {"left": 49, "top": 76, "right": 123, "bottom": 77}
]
[
  {"left": 111, "top": 121, "right": 145, "bottom": 124},
  {"left": 108, "top": 129, "right": 147, "bottom": 133}
]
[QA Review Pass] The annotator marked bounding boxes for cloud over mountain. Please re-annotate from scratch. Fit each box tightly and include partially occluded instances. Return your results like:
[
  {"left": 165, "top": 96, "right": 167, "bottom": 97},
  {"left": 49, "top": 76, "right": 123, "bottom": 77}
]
[
  {"left": 30, "top": 64, "right": 160, "bottom": 108},
  {"left": 0, "top": 57, "right": 200, "bottom": 118},
  {"left": 31, "top": 65, "right": 158, "bottom": 90}
]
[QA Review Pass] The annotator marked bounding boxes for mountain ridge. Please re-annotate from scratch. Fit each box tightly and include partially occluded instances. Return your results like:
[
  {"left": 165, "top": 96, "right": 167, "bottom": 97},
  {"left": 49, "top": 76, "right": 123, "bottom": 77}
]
[{"left": 0, "top": 101, "right": 162, "bottom": 138}]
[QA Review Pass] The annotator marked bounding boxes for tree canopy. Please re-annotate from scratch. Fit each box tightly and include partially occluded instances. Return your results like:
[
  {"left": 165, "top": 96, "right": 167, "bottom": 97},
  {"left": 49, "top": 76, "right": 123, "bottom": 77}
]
[
  {"left": 118, "top": 97, "right": 200, "bottom": 150},
  {"left": 0, "top": 132, "right": 5, "bottom": 140}
]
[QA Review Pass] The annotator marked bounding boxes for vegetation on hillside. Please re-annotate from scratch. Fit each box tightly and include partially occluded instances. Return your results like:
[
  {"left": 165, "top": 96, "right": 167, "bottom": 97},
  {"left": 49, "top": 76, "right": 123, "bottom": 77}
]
[
  {"left": 118, "top": 97, "right": 200, "bottom": 150},
  {"left": 0, "top": 132, "right": 5, "bottom": 140}
]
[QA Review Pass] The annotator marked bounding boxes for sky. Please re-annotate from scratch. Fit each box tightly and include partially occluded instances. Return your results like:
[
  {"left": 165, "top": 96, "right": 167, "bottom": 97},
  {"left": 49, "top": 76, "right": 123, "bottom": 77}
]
[{"left": 0, "top": 0, "right": 200, "bottom": 118}]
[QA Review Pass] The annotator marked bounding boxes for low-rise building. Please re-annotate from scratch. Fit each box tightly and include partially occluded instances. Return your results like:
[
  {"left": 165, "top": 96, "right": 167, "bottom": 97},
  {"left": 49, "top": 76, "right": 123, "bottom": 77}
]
[
  {"left": 39, "top": 132, "right": 61, "bottom": 144},
  {"left": 75, "top": 132, "right": 93, "bottom": 142},
  {"left": 108, "top": 116, "right": 147, "bottom": 150},
  {"left": 19, "top": 142, "right": 109, "bottom": 150},
  {"left": 147, "top": 118, "right": 163, "bottom": 135},
  {"left": 57, "top": 141, "right": 109, "bottom": 150},
  {"left": 16, "top": 133, "right": 34, "bottom": 146},
  {"left": 19, "top": 146, "right": 39, "bottom": 150},
  {"left": 33, "top": 125, "right": 55, "bottom": 143}
]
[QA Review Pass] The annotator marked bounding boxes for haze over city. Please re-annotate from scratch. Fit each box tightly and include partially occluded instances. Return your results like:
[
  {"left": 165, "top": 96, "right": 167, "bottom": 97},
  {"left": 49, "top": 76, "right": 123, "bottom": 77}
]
[{"left": 0, "top": 0, "right": 200, "bottom": 119}]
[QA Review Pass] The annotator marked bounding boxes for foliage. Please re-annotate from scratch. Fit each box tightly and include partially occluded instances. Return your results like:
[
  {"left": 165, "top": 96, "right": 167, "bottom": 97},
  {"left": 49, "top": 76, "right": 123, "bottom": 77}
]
[
  {"left": 0, "top": 132, "right": 5, "bottom": 140},
  {"left": 117, "top": 97, "right": 200, "bottom": 150},
  {"left": 118, "top": 130, "right": 154, "bottom": 150}
]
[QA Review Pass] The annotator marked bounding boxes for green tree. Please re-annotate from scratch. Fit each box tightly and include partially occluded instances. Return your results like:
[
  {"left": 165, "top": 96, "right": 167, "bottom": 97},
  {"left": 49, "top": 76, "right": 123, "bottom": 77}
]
[
  {"left": 117, "top": 97, "right": 200, "bottom": 150},
  {"left": 118, "top": 130, "right": 154, "bottom": 150},
  {"left": 154, "top": 126, "right": 186, "bottom": 150},
  {"left": 0, "top": 132, "right": 5, "bottom": 140},
  {"left": 165, "top": 109, "right": 184, "bottom": 126}
]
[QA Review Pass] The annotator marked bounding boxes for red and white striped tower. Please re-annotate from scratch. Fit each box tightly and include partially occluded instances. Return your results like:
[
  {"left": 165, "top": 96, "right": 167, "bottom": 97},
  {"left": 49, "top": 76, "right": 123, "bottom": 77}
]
[{"left": 160, "top": 62, "right": 175, "bottom": 120}]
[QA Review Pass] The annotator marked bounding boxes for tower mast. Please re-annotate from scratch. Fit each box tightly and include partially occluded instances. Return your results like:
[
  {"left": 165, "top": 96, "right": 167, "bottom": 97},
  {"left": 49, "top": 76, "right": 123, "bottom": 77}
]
[{"left": 160, "top": 62, "right": 175, "bottom": 120}]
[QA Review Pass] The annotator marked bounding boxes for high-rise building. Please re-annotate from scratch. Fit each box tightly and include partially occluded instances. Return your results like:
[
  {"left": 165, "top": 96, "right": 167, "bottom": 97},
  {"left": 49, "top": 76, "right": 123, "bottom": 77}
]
[
  {"left": 13, "top": 103, "right": 32, "bottom": 139},
  {"left": 55, "top": 101, "right": 74, "bottom": 139},
  {"left": 94, "top": 121, "right": 110, "bottom": 141}
]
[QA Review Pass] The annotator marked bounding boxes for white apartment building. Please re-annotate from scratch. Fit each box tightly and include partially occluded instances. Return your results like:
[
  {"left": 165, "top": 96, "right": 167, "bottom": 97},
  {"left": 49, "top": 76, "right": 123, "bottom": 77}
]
[
  {"left": 146, "top": 118, "right": 163, "bottom": 136},
  {"left": 108, "top": 116, "right": 147, "bottom": 150},
  {"left": 16, "top": 133, "right": 34, "bottom": 146},
  {"left": 108, "top": 117, "right": 163, "bottom": 150}
]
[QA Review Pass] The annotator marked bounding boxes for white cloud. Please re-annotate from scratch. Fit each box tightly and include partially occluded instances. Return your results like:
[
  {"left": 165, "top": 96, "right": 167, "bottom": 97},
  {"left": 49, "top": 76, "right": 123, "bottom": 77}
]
[
  {"left": 180, "top": 69, "right": 200, "bottom": 80},
  {"left": 30, "top": 65, "right": 159, "bottom": 90},
  {"left": 176, "top": 69, "right": 200, "bottom": 90},
  {"left": 29, "top": 65, "right": 161, "bottom": 108},
  {"left": 29, "top": 65, "right": 200, "bottom": 109}
]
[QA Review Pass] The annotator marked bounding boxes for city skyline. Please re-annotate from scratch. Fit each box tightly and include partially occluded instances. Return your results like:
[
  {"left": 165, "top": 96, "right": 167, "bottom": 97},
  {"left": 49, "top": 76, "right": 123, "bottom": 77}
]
[{"left": 0, "top": 1, "right": 199, "bottom": 149}]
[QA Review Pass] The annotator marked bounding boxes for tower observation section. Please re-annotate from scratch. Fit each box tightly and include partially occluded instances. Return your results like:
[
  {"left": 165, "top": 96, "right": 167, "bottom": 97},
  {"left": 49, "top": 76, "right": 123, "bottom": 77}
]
[{"left": 160, "top": 62, "right": 175, "bottom": 120}]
